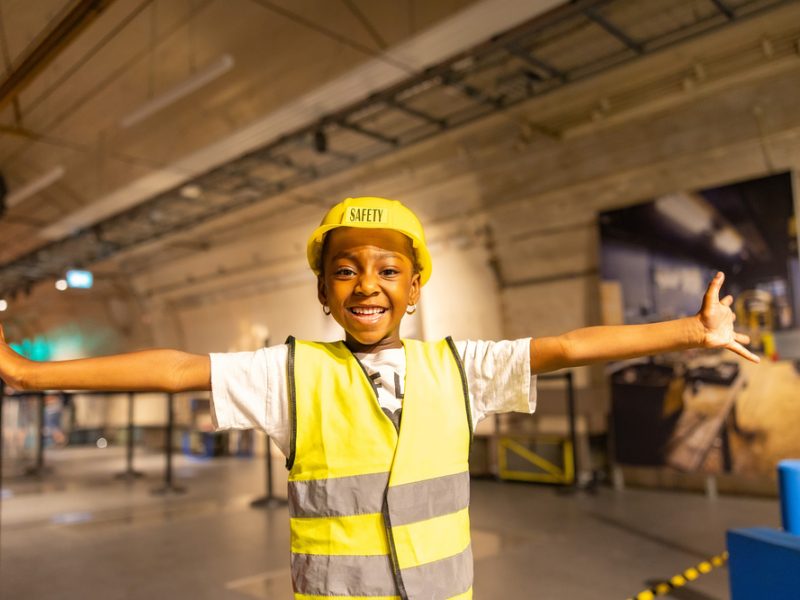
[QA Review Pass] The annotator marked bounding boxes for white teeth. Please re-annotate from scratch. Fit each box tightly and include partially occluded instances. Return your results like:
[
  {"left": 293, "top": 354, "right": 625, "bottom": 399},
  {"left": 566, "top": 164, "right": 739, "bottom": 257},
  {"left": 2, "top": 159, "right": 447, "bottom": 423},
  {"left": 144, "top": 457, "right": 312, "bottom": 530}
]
[{"left": 350, "top": 307, "right": 386, "bottom": 315}]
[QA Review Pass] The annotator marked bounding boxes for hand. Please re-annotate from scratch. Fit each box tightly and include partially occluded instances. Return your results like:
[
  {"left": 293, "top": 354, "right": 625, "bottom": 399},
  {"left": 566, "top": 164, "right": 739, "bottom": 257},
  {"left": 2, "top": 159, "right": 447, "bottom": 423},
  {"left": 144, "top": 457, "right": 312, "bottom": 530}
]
[{"left": 698, "top": 272, "right": 759, "bottom": 363}]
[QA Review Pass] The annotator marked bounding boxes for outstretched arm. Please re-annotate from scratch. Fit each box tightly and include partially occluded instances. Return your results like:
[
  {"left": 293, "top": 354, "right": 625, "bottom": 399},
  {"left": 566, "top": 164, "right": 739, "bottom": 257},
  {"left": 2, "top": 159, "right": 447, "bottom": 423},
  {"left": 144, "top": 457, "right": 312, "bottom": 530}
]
[
  {"left": 530, "top": 272, "right": 759, "bottom": 374},
  {"left": 0, "top": 324, "right": 210, "bottom": 392}
]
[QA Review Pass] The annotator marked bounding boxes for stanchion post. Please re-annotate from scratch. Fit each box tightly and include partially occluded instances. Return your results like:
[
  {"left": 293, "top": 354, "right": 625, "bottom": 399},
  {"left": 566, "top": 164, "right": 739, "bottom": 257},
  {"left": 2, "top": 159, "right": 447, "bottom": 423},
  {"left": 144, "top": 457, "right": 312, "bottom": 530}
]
[
  {"left": 0, "top": 379, "right": 4, "bottom": 486},
  {"left": 152, "top": 393, "right": 185, "bottom": 495},
  {"left": 267, "top": 435, "right": 274, "bottom": 499},
  {"left": 115, "top": 392, "right": 143, "bottom": 480},
  {"left": 25, "top": 393, "right": 49, "bottom": 477},
  {"left": 251, "top": 433, "right": 286, "bottom": 509},
  {"left": 566, "top": 371, "right": 578, "bottom": 488},
  {"left": 0, "top": 380, "right": 4, "bottom": 567},
  {"left": 36, "top": 392, "right": 45, "bottom": 472},
  {"left": 551, "top": 370, "right": 596, "bottom": 495}
]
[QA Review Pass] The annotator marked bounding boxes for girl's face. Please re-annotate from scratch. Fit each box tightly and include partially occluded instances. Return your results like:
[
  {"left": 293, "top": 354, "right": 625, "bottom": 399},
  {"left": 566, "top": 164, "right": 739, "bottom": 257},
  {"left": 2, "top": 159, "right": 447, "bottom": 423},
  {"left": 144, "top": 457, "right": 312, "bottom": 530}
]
[{"left": 318, "top": 227, "right": 420, "bottom": 352}]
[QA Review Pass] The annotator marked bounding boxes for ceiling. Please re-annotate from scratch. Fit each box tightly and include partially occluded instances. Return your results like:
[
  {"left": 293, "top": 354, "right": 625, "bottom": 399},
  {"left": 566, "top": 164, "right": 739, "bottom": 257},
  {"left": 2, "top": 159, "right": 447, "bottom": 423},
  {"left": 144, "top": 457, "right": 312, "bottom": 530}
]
[{"left": 0, "top": 0, "right": 797, "bottom": 300}]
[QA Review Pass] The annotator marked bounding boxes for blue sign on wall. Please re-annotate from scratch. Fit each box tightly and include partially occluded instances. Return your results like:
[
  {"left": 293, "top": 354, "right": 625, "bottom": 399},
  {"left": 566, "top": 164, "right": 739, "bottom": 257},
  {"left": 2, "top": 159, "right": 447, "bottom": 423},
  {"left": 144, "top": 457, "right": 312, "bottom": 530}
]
[{"left": 66, "top": 270, "right": 93, "bottom": 289}]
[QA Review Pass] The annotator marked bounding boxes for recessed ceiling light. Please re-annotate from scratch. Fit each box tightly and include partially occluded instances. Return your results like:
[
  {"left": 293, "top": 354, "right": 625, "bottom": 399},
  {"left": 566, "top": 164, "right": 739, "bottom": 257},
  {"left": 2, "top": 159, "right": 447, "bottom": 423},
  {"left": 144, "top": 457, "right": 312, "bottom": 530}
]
[
  {"left": 713, "top": 228, "right": 744, "bottom": 256},
  {"left": 7, "top": 166, "right": 66, "bottom": 208},
  {"left": 120, "top": 54, "right": 235, "bottom": 128},
  {"left": 655, "top": 193, "right": 713, "bottom": 235},
  {"left": 180, "top": 184, "right": 203, "bottom": 199}
]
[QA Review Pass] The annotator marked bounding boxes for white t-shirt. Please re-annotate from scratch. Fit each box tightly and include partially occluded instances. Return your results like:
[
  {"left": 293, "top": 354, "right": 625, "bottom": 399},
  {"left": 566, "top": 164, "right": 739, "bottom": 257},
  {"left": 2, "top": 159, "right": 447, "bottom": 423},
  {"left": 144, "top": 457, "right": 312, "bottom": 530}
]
[{"left": 209, "top": 338, "right": 536, "bottom": 457}]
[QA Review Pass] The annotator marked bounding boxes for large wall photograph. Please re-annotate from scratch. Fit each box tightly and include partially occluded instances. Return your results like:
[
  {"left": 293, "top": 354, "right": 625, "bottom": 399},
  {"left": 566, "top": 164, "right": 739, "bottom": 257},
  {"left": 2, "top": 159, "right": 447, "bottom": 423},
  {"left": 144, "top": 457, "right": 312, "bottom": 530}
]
[{"left": 599, "top": 172, "right": 800, "bottom": 479}]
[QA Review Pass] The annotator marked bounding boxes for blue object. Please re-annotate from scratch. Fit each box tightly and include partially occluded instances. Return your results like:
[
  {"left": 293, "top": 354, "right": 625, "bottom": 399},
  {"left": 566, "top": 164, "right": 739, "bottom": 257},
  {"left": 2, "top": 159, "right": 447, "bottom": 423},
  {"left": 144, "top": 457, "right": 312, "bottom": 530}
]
[
  {"left": 66, "top": 269, "right": 93, "bottom": 289},
  {"left": 728, "top": 527, "right": 800, "bottom": 599},
  {"left": 778, "top": 459, "right": 800, "bottom": 535}
]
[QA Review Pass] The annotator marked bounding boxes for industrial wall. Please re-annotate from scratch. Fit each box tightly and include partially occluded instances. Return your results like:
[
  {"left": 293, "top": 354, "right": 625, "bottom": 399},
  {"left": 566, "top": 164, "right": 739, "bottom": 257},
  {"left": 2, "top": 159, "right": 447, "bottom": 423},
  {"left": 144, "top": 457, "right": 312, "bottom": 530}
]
[{"left": 127, "top": 63, "right": 800, "bottom": 437}]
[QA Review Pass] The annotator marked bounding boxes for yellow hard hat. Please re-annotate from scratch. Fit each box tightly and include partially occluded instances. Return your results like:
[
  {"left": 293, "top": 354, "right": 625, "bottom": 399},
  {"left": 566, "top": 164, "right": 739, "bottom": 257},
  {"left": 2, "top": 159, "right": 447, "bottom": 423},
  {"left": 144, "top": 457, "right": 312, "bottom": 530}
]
[{"left": 307, "top": 197, "right": 432, "bottom": 286}]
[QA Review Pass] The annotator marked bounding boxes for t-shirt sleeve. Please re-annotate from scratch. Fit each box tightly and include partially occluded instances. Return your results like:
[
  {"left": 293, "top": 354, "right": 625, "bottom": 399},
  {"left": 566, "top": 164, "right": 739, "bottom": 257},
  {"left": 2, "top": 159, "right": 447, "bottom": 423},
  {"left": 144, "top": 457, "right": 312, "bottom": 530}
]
[
  {"left": 208, "top": 344, "right": 290, "bottom": 457},
  {"left": 455, "top": 338, "right": 535, "bottom": 425}
]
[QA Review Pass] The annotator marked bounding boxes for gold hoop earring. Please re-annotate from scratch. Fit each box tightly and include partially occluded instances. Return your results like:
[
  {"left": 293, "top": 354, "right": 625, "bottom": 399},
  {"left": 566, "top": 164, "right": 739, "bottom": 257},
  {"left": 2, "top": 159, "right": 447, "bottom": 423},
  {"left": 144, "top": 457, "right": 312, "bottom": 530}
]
[
  {"left": 406, "top": 304, "right": 417, "bottom": 315},
  {"left": 322, "top": 305, "right": 331, "bottom": 315}
]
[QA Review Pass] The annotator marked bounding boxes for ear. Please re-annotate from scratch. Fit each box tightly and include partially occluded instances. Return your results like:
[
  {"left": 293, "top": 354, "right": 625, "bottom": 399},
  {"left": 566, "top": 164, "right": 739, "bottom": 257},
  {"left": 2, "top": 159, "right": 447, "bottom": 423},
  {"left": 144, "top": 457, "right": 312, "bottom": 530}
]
[
  {"left": 317, "top": 275, "right": 328, "bottom": 307},
  {"left": 408, "top": 272, "right": 421, "bottom": 306}
]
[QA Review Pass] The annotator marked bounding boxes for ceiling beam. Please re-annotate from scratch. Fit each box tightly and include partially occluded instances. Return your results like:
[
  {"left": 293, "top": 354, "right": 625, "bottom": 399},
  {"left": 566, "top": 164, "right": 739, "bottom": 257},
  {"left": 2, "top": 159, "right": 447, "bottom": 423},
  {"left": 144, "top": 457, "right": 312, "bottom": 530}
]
[
  {"left": 505, "top": 45, "right": 567, "bottom": 82},
  {"left": 385, "top": 99, "right": 446, "bottom": 128},
  {"left": 710, "top": 0, "right": 735, "bottom": 20},
  {"left": 337, "top": 121, "right": 398, "bottom": 146},
  {"left": 584, "top": 6, "right": 643, "bottom": 54}
]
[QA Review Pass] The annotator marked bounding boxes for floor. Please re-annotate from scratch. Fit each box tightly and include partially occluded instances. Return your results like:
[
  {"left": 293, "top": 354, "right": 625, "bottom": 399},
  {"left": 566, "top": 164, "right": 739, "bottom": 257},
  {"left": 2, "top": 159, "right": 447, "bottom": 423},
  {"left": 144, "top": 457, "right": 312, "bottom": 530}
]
[{"left": 0, "top": 446, "right": 781, "bottom": 600}]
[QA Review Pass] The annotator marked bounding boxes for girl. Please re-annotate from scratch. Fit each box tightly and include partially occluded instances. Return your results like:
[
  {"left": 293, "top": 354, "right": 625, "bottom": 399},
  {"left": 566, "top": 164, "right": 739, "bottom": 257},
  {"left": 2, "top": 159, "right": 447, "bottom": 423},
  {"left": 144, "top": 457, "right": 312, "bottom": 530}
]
[{"left": 0, "top": 196, "right": 757, "bottom": 599}]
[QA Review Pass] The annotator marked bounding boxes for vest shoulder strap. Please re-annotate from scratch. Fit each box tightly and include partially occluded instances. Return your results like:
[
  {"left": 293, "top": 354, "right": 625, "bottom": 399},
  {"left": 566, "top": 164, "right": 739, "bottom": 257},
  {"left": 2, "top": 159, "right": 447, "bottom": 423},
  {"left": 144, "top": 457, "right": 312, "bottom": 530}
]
[
  {"left": 444, "top": 336, "right": 474, "bottom": 443},
  {"left": 285, "top": 335, "right": 297, "bottom": 469}
]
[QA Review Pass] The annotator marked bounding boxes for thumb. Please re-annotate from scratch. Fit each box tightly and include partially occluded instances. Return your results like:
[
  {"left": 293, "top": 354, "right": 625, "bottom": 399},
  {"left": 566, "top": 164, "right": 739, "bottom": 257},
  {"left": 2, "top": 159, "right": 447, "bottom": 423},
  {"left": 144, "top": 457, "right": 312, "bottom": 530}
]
[
  {"left": 0, "top": 323, "right": 5, "bottom": 344},
  {"left": 702, "top": 272, "right": 724, "bottom": 312}
]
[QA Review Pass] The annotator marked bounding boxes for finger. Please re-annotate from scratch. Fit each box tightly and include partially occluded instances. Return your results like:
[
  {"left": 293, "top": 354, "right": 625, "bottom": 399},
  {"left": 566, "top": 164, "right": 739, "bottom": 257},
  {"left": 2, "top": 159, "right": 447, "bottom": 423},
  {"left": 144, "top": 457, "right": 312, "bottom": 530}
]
[
  {"left": 727, "top": 341, "right": 760, "bottom": 363},
  {"left": 703, "top": 272, "right": 724, "bottom": 311},
  {"left": 721, "top": 295, "right": 734, "bottom": 307},
  {"left": 0, "top": 323, "right": 4, "bottom": 343},
  {"left": 734, "top": 332, "right": 750, "bottom": 345}
]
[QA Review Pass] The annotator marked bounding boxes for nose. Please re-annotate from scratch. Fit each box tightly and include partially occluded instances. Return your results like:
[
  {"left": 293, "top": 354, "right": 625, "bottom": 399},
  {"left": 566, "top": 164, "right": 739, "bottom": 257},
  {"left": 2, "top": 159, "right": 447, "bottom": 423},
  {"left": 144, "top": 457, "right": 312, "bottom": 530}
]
[{"left": 354, "top": 270, "right": 380, "bottom": 296}]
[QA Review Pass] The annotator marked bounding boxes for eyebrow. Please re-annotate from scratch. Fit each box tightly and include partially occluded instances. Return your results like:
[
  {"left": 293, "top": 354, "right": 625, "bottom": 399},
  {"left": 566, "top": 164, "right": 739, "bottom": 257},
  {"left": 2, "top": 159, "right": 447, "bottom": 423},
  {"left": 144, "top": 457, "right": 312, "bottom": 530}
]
[{"left": 331, "top": 250, "right": 404, "bottom": 261}]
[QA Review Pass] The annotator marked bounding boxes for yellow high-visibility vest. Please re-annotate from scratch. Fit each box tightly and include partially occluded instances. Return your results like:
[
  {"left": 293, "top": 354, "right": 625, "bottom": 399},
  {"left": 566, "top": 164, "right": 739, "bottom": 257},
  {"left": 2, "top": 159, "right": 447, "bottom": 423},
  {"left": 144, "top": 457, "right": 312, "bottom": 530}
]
[{"left": 286, "top": 337, "right": 473, "bottom": 600}]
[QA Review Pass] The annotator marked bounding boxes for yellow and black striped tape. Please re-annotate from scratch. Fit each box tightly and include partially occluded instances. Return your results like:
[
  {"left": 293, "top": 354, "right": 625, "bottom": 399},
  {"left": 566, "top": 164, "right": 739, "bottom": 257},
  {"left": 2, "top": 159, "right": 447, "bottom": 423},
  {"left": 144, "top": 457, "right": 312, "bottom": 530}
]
[{"left": 626, "top": 551, "right": 729, "bottom": 600}]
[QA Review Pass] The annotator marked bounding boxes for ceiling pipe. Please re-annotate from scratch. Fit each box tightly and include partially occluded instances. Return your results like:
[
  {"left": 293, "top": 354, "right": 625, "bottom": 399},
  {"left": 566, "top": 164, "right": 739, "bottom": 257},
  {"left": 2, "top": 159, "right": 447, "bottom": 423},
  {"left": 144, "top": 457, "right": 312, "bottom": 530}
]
[{"left": 0, "top": 0, "right": 116, "bottom": 112}]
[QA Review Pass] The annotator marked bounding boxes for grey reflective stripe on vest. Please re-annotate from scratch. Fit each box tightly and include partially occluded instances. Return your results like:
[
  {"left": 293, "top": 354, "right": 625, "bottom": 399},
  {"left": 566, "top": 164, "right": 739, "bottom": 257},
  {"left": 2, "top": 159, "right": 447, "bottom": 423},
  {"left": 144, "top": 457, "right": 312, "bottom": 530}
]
[
  {"left": 386, "top": 471, "right": 470, "bottom": 526},
  {"left": 291, "top": 553, "right": 398, "bottom": 597},
  {"left": 401, "top": 545, "right": 473, "bottom": 600},
  {"left": 288, "top": 471, "right": 469, "bottom": 522},
  {"left": 288, "top": 471, "right": 389, "bottom": 518},
  {"left": 291, "top": 547, "right": 473, "bottom": 599}
]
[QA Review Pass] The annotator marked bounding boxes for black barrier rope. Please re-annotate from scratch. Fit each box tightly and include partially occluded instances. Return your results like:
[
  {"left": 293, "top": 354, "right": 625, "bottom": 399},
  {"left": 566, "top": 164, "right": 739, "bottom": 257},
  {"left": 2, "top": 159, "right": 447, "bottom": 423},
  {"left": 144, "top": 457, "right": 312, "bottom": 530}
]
[
  {"left": 3, "top": 388, "right": 190, "bottom": 495},
  {"left": 251, "top": 433, "right": 287, "bottom": 509},
  {"left": 152, "top": 393, "right": 186, "bottom": 496},
  {"left": 626, "top": 551, "right": 729, "bottom": 599}
]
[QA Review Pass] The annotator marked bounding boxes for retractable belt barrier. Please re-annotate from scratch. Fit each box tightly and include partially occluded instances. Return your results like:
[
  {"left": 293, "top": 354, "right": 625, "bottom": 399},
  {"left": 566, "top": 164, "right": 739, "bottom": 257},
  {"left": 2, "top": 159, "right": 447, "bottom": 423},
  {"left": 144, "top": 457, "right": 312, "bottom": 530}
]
[
  {"left": 0, "top": 389, "right": 188, "bottom": 493},
  {"left": 626, "top": 551, "right": 728, "bottom": 600}
]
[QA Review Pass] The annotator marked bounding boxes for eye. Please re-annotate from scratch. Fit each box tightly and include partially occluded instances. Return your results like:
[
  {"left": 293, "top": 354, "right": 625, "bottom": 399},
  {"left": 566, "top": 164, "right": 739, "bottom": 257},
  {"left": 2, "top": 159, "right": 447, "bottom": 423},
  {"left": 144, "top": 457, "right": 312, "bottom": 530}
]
[
  {"left": 381, "top": 267, "right": 400, "bottom": 277},
  {"left": 334, "top": 266, "right": 356, "bottom": 277}
]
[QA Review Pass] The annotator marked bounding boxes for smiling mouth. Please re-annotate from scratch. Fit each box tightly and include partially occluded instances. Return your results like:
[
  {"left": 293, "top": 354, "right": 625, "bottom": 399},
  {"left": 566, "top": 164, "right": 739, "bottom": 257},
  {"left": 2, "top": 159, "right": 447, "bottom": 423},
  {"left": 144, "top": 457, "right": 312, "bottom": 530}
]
[{"left": 348, "top": 306, "right": 388, "bottom": 317}]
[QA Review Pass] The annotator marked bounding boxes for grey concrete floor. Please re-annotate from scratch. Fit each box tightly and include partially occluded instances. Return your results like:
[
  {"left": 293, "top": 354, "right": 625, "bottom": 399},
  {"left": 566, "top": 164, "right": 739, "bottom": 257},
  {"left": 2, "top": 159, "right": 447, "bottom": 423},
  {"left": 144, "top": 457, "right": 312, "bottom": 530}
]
[{"left": 0, "top": 446, "right": 781, "bottom": 599}]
